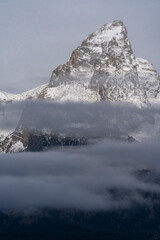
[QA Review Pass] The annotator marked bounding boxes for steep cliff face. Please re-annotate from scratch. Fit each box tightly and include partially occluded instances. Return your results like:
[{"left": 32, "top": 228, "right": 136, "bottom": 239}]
[
  {"left": 40, "top": 20, "right": 158, "bottom": 105},
  {"left": 49, "top": 20, "right": 137, "bottom": 87},
  {"left": 136, "top": 58, "right": 159, "bottom": 99}
]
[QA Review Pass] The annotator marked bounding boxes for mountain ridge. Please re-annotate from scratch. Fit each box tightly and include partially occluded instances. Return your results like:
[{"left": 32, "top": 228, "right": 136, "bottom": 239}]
[
  {"left": 0, "top": 84, "right": 47, "bottom": 103},
  {"left": 0, "top": 20, "right": 160, "bottom": 153},
  {"left": 0, "top": 20, "right": 159, "bottom": 105}
]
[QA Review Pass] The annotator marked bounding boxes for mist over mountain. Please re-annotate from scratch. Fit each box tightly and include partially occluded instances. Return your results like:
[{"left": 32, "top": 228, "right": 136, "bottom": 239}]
[
  {"left": 1, "top": 101, "right": 159, "bottom": 153},
  {"left": 0, "top": 20, "right": 160, "bottom": 153},
  {"left": 0, "top": 16, "right": 160, "bottom": 239},
  {"left": 0, "top": 141, "right": 160, "bottom": 210}
]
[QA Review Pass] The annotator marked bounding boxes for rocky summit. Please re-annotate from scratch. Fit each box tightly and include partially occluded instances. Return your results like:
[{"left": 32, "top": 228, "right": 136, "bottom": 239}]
[
  {"left": 39, "top": 20, "right": 159, "bottom": 105},
  {"left": 0, "top": 20, "right": 160, "bottom": 153},
  {"left": 0, "top": 20, "right": 159, "bottom": 105}
]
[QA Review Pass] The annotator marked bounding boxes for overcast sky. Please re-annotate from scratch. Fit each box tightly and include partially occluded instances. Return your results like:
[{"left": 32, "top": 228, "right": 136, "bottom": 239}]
[{"left": 0, "top": 0, "right": 160, "bottom": 93}]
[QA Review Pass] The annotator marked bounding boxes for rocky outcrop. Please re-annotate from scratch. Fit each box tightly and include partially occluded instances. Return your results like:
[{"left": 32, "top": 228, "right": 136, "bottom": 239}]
[
  {"left": 136, "top": 58, "right": 159, "bottom": 99},
  {"left": 39, "top": 20, "right": 159, "bottom": 105},
  {"left": 0, "top": 130, "right": 88, "bottom": 153}
]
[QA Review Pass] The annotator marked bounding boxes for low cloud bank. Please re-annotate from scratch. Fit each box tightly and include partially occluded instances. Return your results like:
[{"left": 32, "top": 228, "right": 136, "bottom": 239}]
[
  {"left": 1, "top": 101, "right": 160, "bottom": 210},
  {"left": 1, "top": 101, "right": 160, "bottom": 141},
  {"left": 0, "top": 141, "right": 160, "bottom": 210}
]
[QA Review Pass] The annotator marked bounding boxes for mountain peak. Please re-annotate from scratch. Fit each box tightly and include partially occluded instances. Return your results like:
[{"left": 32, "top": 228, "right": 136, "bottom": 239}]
[
  {"left": 1, "top": 20, "right": 159, "bottom": 106},
  {"left": 42, "top": 20, "right": 157, "bottom": 104},
  {"left": 45, "top": 20, "right": 147, "bottom": 104},
  {"left": 48, "top": 20, "right": 136, "bottom": 89},
  {"left": 93, "top": 20, "right": 127, "bottom": 41},
  {"left": 79, "top": 20, "right": 128, "bottom": 56},
  {"left": 86, "top": 20, "right": 127, "bottom": 40},
  {"left": 108, "top": 19, "right": 126, "bottom": 27}
]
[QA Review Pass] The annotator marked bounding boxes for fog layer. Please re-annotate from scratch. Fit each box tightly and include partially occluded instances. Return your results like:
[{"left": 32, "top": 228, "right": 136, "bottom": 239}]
[
  {"left": 1, "top": 101, "right": 160, "bottom": 141},
  {"left": 0, "top": 141, "right": 160, "bottom": 210},
  {"left": 1, "top": 102, "right": 160, "bottom": 210}
]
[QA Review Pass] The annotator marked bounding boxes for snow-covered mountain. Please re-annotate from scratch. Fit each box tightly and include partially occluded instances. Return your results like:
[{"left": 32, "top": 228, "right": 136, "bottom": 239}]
[
  {"left": 136, "top": 58, "right": 159, "bottom": 99},
  {"left": 0, "top": 84, "right": 47, "bottom": 103},
  {"left": 1, "top": 20, "right": 160, "bottom": 153},
  {"left": 39, "top": 20, "right": 159, "bottom": 105},
  {"left": 1, "top": 20, "right": 159, "bottom": 105}
]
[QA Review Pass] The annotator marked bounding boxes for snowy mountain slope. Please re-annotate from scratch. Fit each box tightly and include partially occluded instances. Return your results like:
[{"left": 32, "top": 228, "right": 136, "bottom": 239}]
[
  {"left": 136, "top": 58, "right": 159, "bottom": 98},
  {"left": 37, "top": 21, "right": 150, "bottom": 104},
  {"left": 49, "top": 20, "right": 138, "bottom": 88},
  {"left": 1, "top": 20, "right": 160, "bottom": 153},
  {"left": 39, "top": 83, "right": 100, "bottom": 102},
  {"left": 0, "top": 84, "right": 47, "bottom": 103},
  {"left": 38, "top": 20, "right": 159, "bottom": 105},
  {"left": 1, "top": 20, "right": 159, "bottom": 105}
]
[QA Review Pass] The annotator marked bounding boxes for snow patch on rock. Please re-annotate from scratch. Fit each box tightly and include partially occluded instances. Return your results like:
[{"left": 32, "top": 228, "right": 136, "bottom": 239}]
[
  {"left": 0, "top": 84, "right": 47, "bottom": 103},
  {"left": 41, "top": 83, "right": 100, "bottom": 102},
  {"left": 136, "top": 58, "right": 159, "bottom": 98},
  {"left": 9, "top": 141, "right": 25, "bottom": 153}
]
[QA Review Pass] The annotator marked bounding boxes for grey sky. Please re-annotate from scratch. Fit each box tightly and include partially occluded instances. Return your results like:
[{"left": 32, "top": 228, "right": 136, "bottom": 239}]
[{"left": 0, "top": 0, "right": 160, "bottom": 93}]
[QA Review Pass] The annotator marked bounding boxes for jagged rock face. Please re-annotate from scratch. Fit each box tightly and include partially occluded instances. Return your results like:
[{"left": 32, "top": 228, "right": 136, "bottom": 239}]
[
  {"left": 136, "top": 58, "right": 159, "bottom": 99},
  {"left": 0, "top": 130, "right": 88, "bottom": 153},
  {"left": 1, "top": 20, "right": 159, "bottom": 105},
  {"left": 41, "top": 20, "right": 147, "bottom": 104},
  {"left": 49, "top": 21, "right": 138, "bottom": 86}
]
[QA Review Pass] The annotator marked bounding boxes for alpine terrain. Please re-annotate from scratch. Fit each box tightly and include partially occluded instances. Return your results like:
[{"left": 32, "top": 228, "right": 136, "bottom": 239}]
[{"left": 0, "top": 20, "right": 160, "bottom": 152}]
